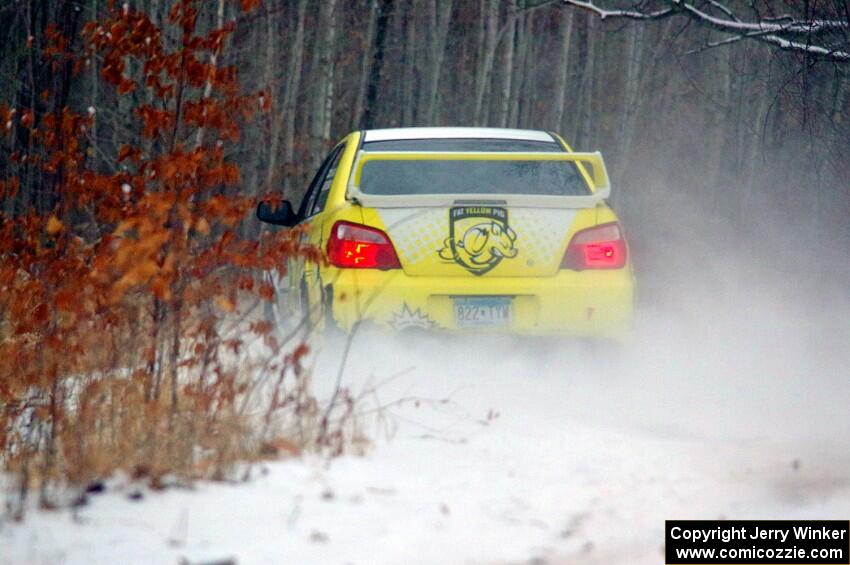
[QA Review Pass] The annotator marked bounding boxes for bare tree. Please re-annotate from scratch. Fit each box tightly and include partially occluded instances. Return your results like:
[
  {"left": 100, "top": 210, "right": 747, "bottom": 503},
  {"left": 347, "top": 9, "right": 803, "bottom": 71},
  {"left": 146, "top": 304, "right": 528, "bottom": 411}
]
[
  {"left": 551, "top": 8, "right": 574, "bottom": 129},
  {"left": 308, "top": 0, "right": 339, "bottom": 165},
  {"left": 474, "top": 0, "right": 501, "bottom": 125},
  {"left": 281, "top": 0, "right": 309, "bottom": 192},
  {"left": 352, "top": 0, "right": 380, "bottom": 130},
  {"left": 419, "top": 0, "right": 454, "bottom": 124},
  {"left": 2, "top": 0, "right": 848, "bottom": 244}
]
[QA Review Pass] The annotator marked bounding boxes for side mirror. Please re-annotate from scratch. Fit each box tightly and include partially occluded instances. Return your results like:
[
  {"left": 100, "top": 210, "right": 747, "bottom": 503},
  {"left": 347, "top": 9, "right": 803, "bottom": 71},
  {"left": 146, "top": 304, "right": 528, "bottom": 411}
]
[{"left": 256, "top": 200, "right": 297, "bottom": 227}]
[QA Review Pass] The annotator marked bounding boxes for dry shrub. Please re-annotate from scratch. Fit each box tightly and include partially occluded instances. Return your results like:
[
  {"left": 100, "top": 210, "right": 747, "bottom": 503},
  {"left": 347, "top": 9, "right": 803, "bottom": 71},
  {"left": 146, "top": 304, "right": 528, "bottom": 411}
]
[{"left": 0, "top": 0, "right": 345, "bottom": 519}]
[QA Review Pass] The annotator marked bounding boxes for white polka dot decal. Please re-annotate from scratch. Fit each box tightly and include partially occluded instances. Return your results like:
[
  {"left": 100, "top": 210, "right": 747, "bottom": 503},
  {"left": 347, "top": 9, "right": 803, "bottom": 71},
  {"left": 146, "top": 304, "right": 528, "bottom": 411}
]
[{"left": 377, "top": 207, "right": 577, "bottom": 276}]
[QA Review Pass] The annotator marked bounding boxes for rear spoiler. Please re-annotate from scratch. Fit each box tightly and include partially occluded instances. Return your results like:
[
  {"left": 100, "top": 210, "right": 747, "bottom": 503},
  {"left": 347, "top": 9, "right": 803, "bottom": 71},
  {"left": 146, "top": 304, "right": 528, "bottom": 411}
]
[{"left": 346, "top": 151, "right": 611, "bottom": 209}]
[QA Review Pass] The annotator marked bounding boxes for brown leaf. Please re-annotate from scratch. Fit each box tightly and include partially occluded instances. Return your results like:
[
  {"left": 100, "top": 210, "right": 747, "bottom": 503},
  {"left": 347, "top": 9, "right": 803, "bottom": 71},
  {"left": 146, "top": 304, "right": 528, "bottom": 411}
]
[
  {"left": 258, "top": 283, "right": 274, "bottom": 301},
  {"left": 215, "top": 295, "right": 235, "bottom": 313},
  {"left": 194, "top": 217, "right": 210, "bottom": 235},
  {"left": 32, "top": 303, "right": 49, "bottom": 324},
  {"left": 46, "top": 215, "right": 64, "bottom": 235},
  {"left": 150, "top": 276, "right": 172, "bottom": 300},
  {"left": 20, "top": 110, "right": 33, "bottom": 128},
  {"left": 118, "top": 79, "right": 136, "bottom": 95},
  {"left": 118, "top": 144, "right": 139, "bottom": 162}
]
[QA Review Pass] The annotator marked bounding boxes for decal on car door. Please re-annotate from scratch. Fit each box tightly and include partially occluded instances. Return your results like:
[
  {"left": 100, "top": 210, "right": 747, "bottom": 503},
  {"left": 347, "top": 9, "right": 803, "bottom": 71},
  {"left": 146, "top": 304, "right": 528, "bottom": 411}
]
[{"left": 438, "top": 207, "right": 518, "bottom": 275}]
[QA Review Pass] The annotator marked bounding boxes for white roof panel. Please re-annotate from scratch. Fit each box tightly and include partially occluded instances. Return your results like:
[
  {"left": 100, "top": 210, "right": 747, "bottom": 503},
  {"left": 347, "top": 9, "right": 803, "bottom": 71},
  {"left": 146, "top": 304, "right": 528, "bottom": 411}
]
[{"left": 362, "top": 127, "right": 555, "bottom": 143}]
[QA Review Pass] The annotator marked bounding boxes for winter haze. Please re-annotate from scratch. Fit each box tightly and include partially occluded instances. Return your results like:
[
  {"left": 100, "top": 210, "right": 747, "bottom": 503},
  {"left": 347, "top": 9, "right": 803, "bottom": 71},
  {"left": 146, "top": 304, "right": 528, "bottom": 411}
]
[{"left": 1, "top": 1, "right": 849, "bottom": 564}]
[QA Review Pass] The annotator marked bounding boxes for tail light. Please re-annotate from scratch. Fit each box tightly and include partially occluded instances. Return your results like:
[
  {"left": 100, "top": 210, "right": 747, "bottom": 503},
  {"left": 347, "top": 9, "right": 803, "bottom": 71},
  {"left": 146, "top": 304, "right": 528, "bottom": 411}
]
[
  {"left": 561, "top": 222, "right": 627, "bottom": 270},
  {"left": 327, "top": 221, "right": 401, "bottom": 270}
]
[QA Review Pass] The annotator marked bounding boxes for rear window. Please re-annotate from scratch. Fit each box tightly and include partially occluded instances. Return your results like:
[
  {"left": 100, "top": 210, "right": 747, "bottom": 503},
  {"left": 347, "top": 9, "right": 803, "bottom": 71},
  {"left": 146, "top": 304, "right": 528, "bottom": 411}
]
[{"left": 358, "top": 159, "right": 591, "bottom": 197}]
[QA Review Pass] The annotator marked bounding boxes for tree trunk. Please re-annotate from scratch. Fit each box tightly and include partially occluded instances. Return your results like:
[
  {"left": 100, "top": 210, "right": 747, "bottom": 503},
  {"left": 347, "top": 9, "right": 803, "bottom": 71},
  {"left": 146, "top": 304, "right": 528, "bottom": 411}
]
[
  {"left": 282, "top": 0, "right": 308, "bottom": 192},
  {"left": 495, "top": 1, "right": 515, "bottom": 128},
  {"left": 741, "top": 49, "right": 771, "bottom": 221},
  {"left": 473, "top": 0, "right": 499, "bottom": 126},
  {"left": 401, "top": 0, "right": 417, "bottom": 125},
  {"left": 551, "top": 8, "right": 574, "bottom": 130},
  {"left": 576, "top": 13, "right": 596, "bottom": 147},
  {"left": 420, "top": 0, "right": 454, "bottom": 125},
  {"left": 194, "top": 0, "right": 225, "bottom": 149},
  {"left": 509, "top": 6, "right": 532, "bottom": 128},
  {"left": 361, "top": 0, "right": 393, "bottom": 129},
  {"left": 616, "top": 23, "right": 645, "bottom": 185},
  {"left": 352, "top": 0, "right": 379, "bottom": 130},
  {"left": 261, "top": 2, "right": 280, "bottom": 195},
  {"left": 308, "top": 0, "right": 339, "bottom": 167}
]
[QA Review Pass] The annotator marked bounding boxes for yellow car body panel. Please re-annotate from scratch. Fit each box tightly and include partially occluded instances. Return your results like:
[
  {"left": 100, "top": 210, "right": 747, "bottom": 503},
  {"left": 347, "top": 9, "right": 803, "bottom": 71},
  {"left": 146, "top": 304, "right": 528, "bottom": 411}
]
[{"left": 287, "top": 129, "right": 634, "bottom": 339}]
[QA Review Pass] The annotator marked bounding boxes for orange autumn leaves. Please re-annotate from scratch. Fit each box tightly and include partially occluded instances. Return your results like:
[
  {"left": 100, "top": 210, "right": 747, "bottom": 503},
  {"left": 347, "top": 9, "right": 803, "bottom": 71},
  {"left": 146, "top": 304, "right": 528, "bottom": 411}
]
[{"left": 0, "top": 0, "right": 320, "bottom": 502}]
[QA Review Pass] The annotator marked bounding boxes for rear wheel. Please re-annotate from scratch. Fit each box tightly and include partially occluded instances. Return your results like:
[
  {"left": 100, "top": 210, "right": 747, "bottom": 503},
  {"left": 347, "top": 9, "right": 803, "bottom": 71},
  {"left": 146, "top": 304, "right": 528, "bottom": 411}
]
[
  {"left": 299, "top": 280, "right": 312, "bottom": 325},
  {"left": 322, "top": 284, "right": 346, "bottom": 337},
  {"left": 298, "top": 279, "right": 345, "bottom": 337}
]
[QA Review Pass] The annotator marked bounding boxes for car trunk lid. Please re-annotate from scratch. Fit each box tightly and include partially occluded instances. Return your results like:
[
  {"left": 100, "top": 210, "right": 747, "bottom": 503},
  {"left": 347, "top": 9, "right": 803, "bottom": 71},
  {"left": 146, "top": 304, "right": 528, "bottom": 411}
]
[{"left": 374, "top": 205, "right": 582, "bottom": 277}]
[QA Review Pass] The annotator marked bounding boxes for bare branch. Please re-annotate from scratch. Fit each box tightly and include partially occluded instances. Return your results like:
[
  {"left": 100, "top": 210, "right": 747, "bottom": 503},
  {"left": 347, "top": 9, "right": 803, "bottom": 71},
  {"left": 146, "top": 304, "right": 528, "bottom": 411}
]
[
  {"left": 561, "top": 0, "right": 850, "bottom": 62},
  {"left": 703, "top": 0, "right": 741, "bottom": 23},
  {"left": 560, "top": 0, "right": 676, "bottom": 21}
]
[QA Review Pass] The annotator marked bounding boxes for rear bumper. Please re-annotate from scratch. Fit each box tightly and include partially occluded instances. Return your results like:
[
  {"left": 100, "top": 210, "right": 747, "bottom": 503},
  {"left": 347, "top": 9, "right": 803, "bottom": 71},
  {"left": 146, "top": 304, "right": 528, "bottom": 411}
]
[{"left": 325, "top": 268, "right": 634, "bottom": 339}]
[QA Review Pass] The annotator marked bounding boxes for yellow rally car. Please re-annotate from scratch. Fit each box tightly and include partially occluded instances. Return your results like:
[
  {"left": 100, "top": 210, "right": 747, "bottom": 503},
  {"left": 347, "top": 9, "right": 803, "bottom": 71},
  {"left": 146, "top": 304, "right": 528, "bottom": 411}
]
[{"left": 258, "top": 128, "right": 634, "bottom": 339}]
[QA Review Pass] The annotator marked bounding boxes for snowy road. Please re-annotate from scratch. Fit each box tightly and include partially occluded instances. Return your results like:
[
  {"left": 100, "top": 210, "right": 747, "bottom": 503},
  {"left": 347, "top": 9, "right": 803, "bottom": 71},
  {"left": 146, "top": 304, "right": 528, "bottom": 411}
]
[{"left": 3, "top": 289, "right": 850, "bottom": 565}]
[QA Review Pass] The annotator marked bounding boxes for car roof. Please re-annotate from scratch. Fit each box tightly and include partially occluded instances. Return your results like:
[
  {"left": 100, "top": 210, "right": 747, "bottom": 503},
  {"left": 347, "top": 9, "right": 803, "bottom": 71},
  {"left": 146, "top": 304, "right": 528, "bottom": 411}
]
[{"left": 362, "top": 127, "right": 557, "bottom": 143}]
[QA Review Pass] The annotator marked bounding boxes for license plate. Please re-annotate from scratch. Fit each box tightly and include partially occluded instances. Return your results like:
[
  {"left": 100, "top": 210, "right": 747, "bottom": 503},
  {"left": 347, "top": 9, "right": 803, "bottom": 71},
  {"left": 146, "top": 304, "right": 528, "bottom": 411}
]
[{"left": 454, "top": 296, "right": 512, "bottom": 328}]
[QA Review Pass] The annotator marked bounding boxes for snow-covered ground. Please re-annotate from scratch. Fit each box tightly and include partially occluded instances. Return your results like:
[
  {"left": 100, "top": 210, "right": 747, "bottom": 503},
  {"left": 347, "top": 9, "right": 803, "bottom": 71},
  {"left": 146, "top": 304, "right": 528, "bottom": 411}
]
[{"left": 3, "top": 280, "right": 850, "bottom": 565}]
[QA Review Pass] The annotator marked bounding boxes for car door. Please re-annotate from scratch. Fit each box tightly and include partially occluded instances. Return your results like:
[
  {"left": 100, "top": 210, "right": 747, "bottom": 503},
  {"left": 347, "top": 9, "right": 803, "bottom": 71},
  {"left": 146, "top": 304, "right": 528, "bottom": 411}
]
[{"left": 292, "top": 142, "right": 346, "bottom": 321}]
